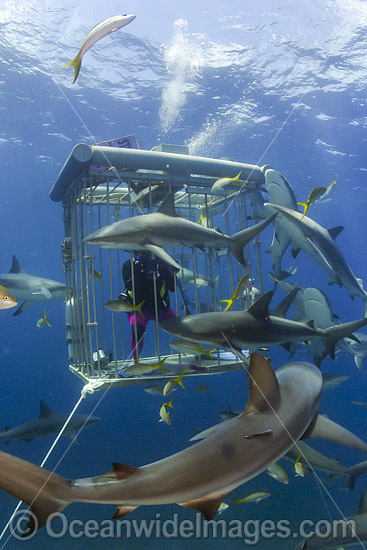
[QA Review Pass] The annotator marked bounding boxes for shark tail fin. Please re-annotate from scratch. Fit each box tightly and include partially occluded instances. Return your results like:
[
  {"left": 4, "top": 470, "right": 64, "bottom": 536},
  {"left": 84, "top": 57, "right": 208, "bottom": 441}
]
[
  {"left": 0, "top": 451, "right": 71, "bottom": 534},
  {"left": 230, "top": 213, "right": 277, "bottom": 266},
  {"left": 322, "top": 317, "right": 367, "bottom": 359},
  {"left": 58, "top": 54, "right": 82, "bottom": 84},
  {"left": 347, "top": 461, "right": 367, "bottom": 491}
]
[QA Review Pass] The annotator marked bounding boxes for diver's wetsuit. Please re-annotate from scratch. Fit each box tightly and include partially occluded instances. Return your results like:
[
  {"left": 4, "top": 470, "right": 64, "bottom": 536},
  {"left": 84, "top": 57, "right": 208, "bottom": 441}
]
[{"left": 122, "top": 254, "right": 176, "bottom": 360}]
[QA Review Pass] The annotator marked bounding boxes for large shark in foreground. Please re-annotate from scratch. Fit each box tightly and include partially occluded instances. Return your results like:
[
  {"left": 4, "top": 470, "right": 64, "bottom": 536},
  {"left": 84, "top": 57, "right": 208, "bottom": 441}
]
[
  {"left": 266, "top": 203, "right": 367, "bottom": 313},
  {"left": 295, "top": 491, "right": 367, "bottom": 549},
  {"left": 83, "top": 192, "right": 277, "bottom": 270},
  {"left": 0, "top": 256, "right": 65, "bottom": 316},
  {"left": 161, "top": 291, "right": 367, "bottom": 359},
  {"left": 0, "top": 354, "right": 366, "bottom": 535},
  {"left": 0, "top": 401, "right": 100, "bottom": 444}
]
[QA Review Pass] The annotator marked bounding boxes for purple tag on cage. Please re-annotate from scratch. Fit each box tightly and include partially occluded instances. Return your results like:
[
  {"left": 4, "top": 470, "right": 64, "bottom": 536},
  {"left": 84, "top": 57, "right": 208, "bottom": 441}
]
[{"left": 90, "top": 134, "right": 139, "bottom": 171}]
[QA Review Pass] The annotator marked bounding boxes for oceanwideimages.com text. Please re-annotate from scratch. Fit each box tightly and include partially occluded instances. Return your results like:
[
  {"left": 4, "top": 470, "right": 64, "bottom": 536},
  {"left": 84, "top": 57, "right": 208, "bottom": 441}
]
[{"left": 10, "top": 510, "right": 357, "bottom": 544}]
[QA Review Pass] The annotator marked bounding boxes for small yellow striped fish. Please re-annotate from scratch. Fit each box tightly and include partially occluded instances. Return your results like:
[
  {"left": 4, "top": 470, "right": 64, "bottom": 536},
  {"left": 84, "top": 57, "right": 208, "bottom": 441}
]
[
  {"left": 163, "top": 369, "right": 189, "bottom": 396},
  {"left": 123, "top": 358, "right": 168, "bottom": 376},
  {"left": 267, "top": 462, "right": 289, "bottom": 485},
  {"left": 231, "top": 492, "right": 270, "bottom": 507},
  {"left": 295, "top": 454, "right": 305, "bottom": 477},
  {"left": 104, "top": 299, "right": 145, "bottom": 320},
  {"left": 36, "top": 309, "right": 52, "bottom": 329},
  {"left": 170, "top": 340, "right": 214, "bottom": 359},
  {"left": 220, "top": 274, "right": 249, "bottom": 311},
  {"left": 211, "top": 171, "right": 243, "bottom": 191},
  {"left": 159, "top": 400, "right": 174, "bottom": 425}
]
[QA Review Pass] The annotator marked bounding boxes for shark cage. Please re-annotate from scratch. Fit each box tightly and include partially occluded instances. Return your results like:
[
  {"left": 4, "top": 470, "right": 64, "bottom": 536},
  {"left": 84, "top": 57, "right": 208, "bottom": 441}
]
[{"left": 50, "top": 138, "right": 271, "bottom": 390}]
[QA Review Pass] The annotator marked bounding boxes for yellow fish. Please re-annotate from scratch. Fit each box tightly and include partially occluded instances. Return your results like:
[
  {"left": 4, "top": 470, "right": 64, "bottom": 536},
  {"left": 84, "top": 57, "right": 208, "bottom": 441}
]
[
  {"left": 59, "top": 15, "right": 136, "bottom": 83},
  {"left": 163, "top": 369, "right": 189, "bottom": 396},
  {"left": 104, "top": 298, "right": 145, "bottom": 320},
  {"left": 220, "top": 274, "right": 249, "bottom": 311},
  {"left": 197, "top": 209, "right": 209, "bottom": 227},
  {"left": 170, "top": 340, "right": 214, "bottom": 359},
  {"left": 217, "top": 502, "right": 229, "bottom": 515},
  {"left": 159, "top": 400, "right": 174, "bottom": 425},
  {"left": 0, "top": 285, "right": 17, "bottom": 310},
  {"left": 211, "top": 171, "right": 243, "bottom": 191},
  {"left": 36, "top": 309, "right": 52, "bottom": 329},
  {"left": 297, "top": 186, "right": 326, "bottom": 219},
  {"left": 295, "top": 454, "right": 305, "bottom": 477},
  {"left": 266, "top": 462, "right": 289, "bottom": 485},
  {"left": 123, "top": 357, "right": 168, "bottom": 376},
  {"left": 90, "top": 265, "right": 104, "bottom": 289},
  {"left": 231, "top": 492, "right": 270, "bottom": 507}
]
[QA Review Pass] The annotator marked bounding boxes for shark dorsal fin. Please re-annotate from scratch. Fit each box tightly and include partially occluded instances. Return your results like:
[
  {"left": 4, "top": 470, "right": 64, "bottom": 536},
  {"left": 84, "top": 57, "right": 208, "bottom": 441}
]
[
  {"left": 247, "top": 291, "right": 273, "bottom": 317},
  {"left": 357, "top": 492, "right": 367, "bottom": 516},
  {"left": 272, "top": 288, "right": 298, "bottom": 318},
  {"left": 328, "top": 226, "right": 344, "bottom": 241},
  {"left": 157, "top": 192, "right": 178, "bottom": 217},
  {"left": 9, "top": 255, "right": 24, "bottom": 274},
  {"left": 112, "top": 462, "right": 139, "bottom": 480},
  {"left": 39, "top": 401, "right": 52, "bottom": 418},
  {"left": 306, "top": 319, "right": 315, "bottom": 329},
  {"left": 4, "top": 427, "right": 10, "bottom": 432},
  {"left": 242, "top": 353, "right": 280, "bottom": 415}
]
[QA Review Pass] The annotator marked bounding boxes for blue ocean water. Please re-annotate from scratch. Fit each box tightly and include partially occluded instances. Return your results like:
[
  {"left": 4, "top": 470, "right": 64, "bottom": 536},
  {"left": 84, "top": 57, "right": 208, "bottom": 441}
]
[{"left": 1, "top": 0, "right": 367, "bottom": 548}]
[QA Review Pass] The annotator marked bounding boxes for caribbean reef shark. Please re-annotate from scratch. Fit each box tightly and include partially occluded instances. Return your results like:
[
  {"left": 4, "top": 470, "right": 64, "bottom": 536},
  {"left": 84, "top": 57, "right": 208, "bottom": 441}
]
[
  {"left": 0, "top": 353, "right": 366, "bottom": 536},
  {"left": 295, "top": 491, "right": 367, "bottom": 549},
  {"left": 0, "top": 401, "right": 100, "bottom": 444},
  {"left": 284, "top": 440, "right": 367, "bottom": 491},
  {"left": 84, "top": 192, "right": 277, "bottom": 270},
  {"left": 161, "top": 291, "right": 367, "bottom": 359},
  {"left": 259, "top": 168, "right": 299, "bottom": 280},
  {"left": 0, "top": 256, "right": 65, "bottom": 316},
  {"left": 266, "top": 203, "right": 367, "bottom": 313}
]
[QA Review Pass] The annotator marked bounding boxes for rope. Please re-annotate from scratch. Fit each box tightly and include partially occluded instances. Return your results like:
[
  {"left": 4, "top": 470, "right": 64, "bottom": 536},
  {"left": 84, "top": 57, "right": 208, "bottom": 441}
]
[{"left": 0, "top": 379, "right": 104, "bottom": 546}]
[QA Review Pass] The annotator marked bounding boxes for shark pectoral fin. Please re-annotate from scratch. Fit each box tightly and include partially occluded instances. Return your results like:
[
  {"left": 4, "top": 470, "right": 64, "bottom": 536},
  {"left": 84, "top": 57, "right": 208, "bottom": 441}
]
[
  {"left": 111, "top": 462, "right": 140, "bottom": 480},
  {"left": 32, "top": 287, "right": 52, "bottom": 299},
  {"left": 355, "top": 355, "right": 364, "bottom": 371},
  {"left": 143, "top": 244, "right": 182, "bottom": 271},
  {"left": 281, "top": 342, "right": 291, "bottom": 352},
  {"left": 302, "top": 414, "right": 367, "bottom": 453},
  {"left": 242, "top": 353, "right": 280, "bottom": 415},
  {"left": 328, "top": 226, "right": 344, "bottom": 241},
  {"left": 13, "top": 300, "right": 33, "bottom": 316},
  {"left": 179, "top": 492, "right": 229, "bottom": 520},
  {"left": 356, "top": 492, "right": 367, "bottom": 516},
  {"left": 112, "top": 506, "right": 138, "bottom": 519},
  {"left": 291, "top": 244, "right": 301, "bottom": 259}
]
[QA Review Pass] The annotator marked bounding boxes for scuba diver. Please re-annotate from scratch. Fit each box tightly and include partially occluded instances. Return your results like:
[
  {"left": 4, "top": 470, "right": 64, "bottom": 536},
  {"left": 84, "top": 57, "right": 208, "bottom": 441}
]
[{"left": 121, "top": 251, "right": 176, "bottom": 361}]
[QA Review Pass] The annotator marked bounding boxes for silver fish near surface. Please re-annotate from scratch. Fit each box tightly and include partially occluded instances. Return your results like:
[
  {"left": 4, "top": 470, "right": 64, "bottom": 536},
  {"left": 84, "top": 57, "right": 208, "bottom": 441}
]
[
  {"left": 0, "top": 353, "right": 365, "bottom": 536},
  {"left": 59, "top": 15, "right": 136, "bottom": 83}
]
